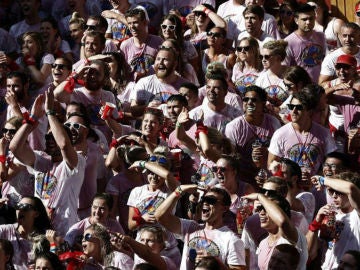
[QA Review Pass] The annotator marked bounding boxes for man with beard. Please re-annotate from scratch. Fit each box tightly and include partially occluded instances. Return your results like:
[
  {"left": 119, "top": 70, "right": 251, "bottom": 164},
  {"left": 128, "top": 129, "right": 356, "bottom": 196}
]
[
  {"left": 9, "top": 89, "right": 87, "bottom": 237},
  {"left": 130, "top": 47, "right": 189, "bottom": 117},
  {"left": 319, "top": 23, "right": 360, "bottom": 85},
  {"left": 120, "top": 7, "right": 163, "bottom": 82},
  {"left": 155, "top": 185, "right": 246, "bottom": 270},
  {"left": 9, "top": 0, "right": 41, "bottom": 41},
  {"left": 284, "top": 4, "right": 326, "bottom": 83},
  {"left": 54, "top": 59, "right": 116, "bottom": 142}
]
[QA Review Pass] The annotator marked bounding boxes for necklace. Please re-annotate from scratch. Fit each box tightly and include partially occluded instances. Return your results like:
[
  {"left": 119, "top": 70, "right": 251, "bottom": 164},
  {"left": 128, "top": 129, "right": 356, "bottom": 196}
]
[{"left": 291, "top": 124, "right": 315, "bottom": 167}]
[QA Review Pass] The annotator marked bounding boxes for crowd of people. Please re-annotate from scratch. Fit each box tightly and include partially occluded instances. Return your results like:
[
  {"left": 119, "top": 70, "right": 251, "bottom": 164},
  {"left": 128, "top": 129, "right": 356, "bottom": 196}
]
[{"left": 0, "top": 0, "right": 360, "bottom": 269}]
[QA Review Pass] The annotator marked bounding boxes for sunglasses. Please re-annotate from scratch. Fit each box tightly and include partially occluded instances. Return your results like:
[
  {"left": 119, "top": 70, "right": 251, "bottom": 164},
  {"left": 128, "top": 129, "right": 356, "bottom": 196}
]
[
  {"left": 83, "top": 233, "right": 94, "bottom": 241},
  {"left": 149, "top": 156, "right": 167, "bottom": 165},
  {"left": 211, "top": 166, "right": 227, "bottom": 173},
  {"left": 254, "top": 205, "right": 266, "bottom": 213},
  {"left": 357, "top": 11, "right": 360, "bottom": 17},
  {"left": 243, "top": 97, "right": 258, "bottom": 103},
  {"left": 283, "top": 82, "right": 295, "bottom": 89},
  {"left": 207, "top": 31, "right": 223, "bottom": 38},
  {"left": 335, "top": 64, "right": 351, "bottom": 70},
  {"left": 287, "top": 104, "right": 304, "bottom": 111},
  {"left": 261, "top": 54, "right": 273, "bottom": 60},
  {"left": 51, "top": 63, "right": 68, "bottom": 70},
  {"left": 161, "top": 24, "right": 176, "bottom": 31},
  {"left": 280, "top": 10, "right": 293, "bottom": 16},
  {"left": 327, "top": 188, "right": 345, "bottom": 197},
  {"left": 2, "top": 128, "right": 16, "bottom": 135},
  {"left": 86, "top": 25, "right": 97, "bottom": 31},
  {"left": 201, "top": 195, "right": 221, "bottom": 205},
  {"left": 260, "top": 188, "right": 279, "bottom": 197},
  {"left": 194, "top": 11, "right": 207, "bottom": 17},
  {"left": 15, "top": 203, "right": 37, "bottom": 211},
  {"left": 64, "top": 122, "right": 87, "bottom": 130},
  {"left": 236, "top": 46, "right": 250, "bottom": 52}
]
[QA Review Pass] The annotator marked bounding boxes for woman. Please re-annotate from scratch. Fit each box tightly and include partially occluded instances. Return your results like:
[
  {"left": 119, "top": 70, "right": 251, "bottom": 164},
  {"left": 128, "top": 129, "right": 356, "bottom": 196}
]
[
  {"left": 0, "top": 196, "right": 51, "bottom": 269},
  {"left": 0, "top": 239, "right": 14, "bottom": 270},
  {"left": 201, "top": 27, "right": 236, "bottom": 82},
  {"left": 277, "top": 0, "right": 298, "bottom": 39},
  {"left": 17, "top": 32, "right": 55, "bottom": 87},
  {"left": 35, "top": 252, "right": 65, "bottom": 270},
  {"left": 232, "top": 37, "right": 263, "bottom": 97},
  {"left": 114, "top": 225, "right": 176, "bottom": 270},
  {"left": 255, "top": 40, "right": 289, "bottom": 108},
  {"left": 68, "top": 12, "right": 86, "bottom": 62},
  {"left": 82, "top": 224, "right": 133, "bottom": 269}
]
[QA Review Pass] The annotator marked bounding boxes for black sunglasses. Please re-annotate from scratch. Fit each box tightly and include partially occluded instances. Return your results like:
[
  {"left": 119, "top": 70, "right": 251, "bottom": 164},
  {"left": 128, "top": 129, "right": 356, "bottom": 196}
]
[
  {"left": 86, "top": 25, "right": 97, "bottom": 30},
  {"left": 83, "top": 233, "right": 93, "bottom": 241},
  {"left": 357, "top": 11, "right": 360, "bottom": 17},
  {"left": 51, "top": 63, "right": 68, "bottom": 70},
  {"left": 283, "top": 82, "right": 295, "bottom": 89},
  {"left": 287, "top": 104, "right": 304, "bottom": 111},
  {"left": 207, "top": 31, "right": 223, "bottom": 38},
  {"left": 211, "top": 166, "right": 227, "bottom": 173},
  {"left": 335, "top": 64, "right": 351, "bottom": 70},
  {"left": 194, "top": 11, "right": 206, "bottom": 17},
  {"left": 243, "top": 97, "right": 258, "bottom": 103},
  {"left": 327, "top": 188, "right": 345, "bottom": 197},
  {"left": 260, "top": 188, "right": 279, "bottom": 197},
  {"left": 201, "top": 195, "right": 221, "bottom": 205},
  {"left": 236, "top": 46, "right": 250, "bottom": 52},
  {"left": 254, "top": 205, "right": 266, "bottom": 213},
  {"left": 2, "top": 128, "right": 16, "bottom": 135},
  {"left": 261, "top": 54, "right": 273, "bottom": 60},
  {"left": 15, "top": 203, "right": 37, "bottom": 211}
]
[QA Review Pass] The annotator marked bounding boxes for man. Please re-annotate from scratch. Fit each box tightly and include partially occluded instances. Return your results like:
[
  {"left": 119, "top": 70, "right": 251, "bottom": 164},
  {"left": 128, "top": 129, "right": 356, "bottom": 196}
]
[
  {"left": 9, "top": 90, "right": 87, "bottom": 237},
  {"left": 120, "top": 7, "right": 163, "bottom": 81},
  {"left": 155, "top": 185, "right": 246, "bottom": 270},
  {"left": 225, "top": 85, "right": 281, "bottom": 180},
  {"left": 179, "top": 82, "right": 199, "bottom": 111},
  {"left": 237, "top": 5, "right": 274, "bottom": 48},
  {"left": 130, "top": 47, "right": 188, "bottom": 117},
  {"left": 268, "top": 88, "right": 337, "bottom": 176},
  {"left": 319, "top": 23, "right": 360, "bottom": 85},
  {"left": 284, "top": 4, "right": 326, "bottom": 83},
  {"left": 54, "top": 59, "right": 116, "bottom": 142}
]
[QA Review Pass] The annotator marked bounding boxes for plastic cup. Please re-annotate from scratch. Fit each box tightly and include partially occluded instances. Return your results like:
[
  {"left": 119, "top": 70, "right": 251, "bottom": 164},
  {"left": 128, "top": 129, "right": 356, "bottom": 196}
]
[
  {"left": 251, "top": 140, "right": 262, "bottom": 162},
  {"left": 170, "top": 148, "right": 182, "bottom": 168},
  {"left": 101, "top": 102, "right": 116, "bottom": 120}
]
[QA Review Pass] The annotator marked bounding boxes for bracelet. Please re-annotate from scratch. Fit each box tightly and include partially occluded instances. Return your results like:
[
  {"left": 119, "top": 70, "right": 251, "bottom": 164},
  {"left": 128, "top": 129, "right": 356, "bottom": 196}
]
[
  {"left": 81, "top": 42, "right": 85, "bottom": 47},
  {"left": 109, "top": 139, "right": 120, "bottom": 149},
  {"left": 22, "top": 112, "right": 38, "bottom": 125},
  {"left": 174, "top": 185, "right": 184, "bottom": 197},
  {"left": 46, "top": 110, "right": 56, "bottom": 116},
  {"left": 175, "top": 122, "right": 181, "bottom": 128},
  {"left": 319, "top": 176, "right": 325, "bottom": 186},
  {"left": 139, "top": 160, "right": 146, "bottom": 168},
  {"left": 0, "top": 155, "right": 6, "bottom": 164},
  {"left": 308, "top": 219, "right": 322, "bottom": 232}
]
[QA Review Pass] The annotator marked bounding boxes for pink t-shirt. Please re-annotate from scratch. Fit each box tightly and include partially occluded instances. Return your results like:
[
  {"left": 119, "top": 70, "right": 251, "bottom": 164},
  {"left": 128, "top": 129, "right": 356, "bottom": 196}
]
[
  {"left": 333, "top": 95, "right": 360, "bottom": 133},
  {"left": 284, "top": 31, "right": 326, "bottom": 83},
  {"left": 232, "top": 65, "right": 261, "bottom": 97},
  {"left": 268, "top": 122, "right": 337, "bottom": 175}
]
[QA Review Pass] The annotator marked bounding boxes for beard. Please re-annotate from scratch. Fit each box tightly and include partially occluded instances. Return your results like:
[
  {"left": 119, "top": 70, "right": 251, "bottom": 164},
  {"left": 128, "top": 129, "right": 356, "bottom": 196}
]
[{"left": 155, "top": 66, "right": 173, "bottom": 79}]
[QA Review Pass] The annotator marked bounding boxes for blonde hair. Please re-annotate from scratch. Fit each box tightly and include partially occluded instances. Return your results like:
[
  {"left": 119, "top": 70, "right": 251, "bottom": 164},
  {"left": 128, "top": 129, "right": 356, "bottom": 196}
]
[{"left": 263, "top": 40, "right": 288, "bottom": 61}]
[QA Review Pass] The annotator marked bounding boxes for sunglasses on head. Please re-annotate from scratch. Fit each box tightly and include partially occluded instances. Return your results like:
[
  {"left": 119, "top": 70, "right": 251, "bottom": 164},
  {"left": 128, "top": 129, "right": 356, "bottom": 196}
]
[
  {"left": 327, "top": 188, "right": 345, "bottom": 197},
  {"left": 211, "top": 166, "right": 227, "bottom": 173},
  {"left": 236, "top": 46, "right": 250, "bottom": 52},
  {"left": 287, "top": 104, "right": 304, "bottom": 111},
  {"left": 64, "top": 122, "right": 87, "bottom": 130},
  {"left": 261, "top": 54, "right": 273, "bottom": 60},
  {"left": 194, "top": 11, "right": 207, "bottom": 17},
  {"left": 280, "top": 10, "right": 293, "bottom": 16},
  {"left": 201, "top": 195, "right": 221, "bottom": 205},
  {"left": 149, "top": 155, "right": 167, "bottom": 165},
  {"left": 15, "top": 203, "right": 36, "bottom": 211},
  {"left": 243, "top": 97, "right": 258, "bottom": 103},
  {"left": 51, "top": 63, "right": 68, "bottom": 70},
  {"left": 161, "top": 24, "right": 176, "bottom": 31},
  {"left": 254, "top": 205, "right": 266, "bottom": 213},
  {"left": 335, "top": 64, "right": 351, "bottom": 70},
  {"left": 260, "top": 188, "right": 279, "bottom": 197},
  {"left": 2, "top": 128, "right": 16, "bottom": 135},
  {"left": 207, "top": 31, "right": 223, "bottom": 38}
]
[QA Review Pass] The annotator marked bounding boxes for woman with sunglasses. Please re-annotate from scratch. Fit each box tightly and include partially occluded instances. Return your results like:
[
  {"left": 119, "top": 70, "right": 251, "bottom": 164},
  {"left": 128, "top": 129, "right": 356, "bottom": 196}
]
[
  {"left": 0, "top": 196, "right": 51, "bottom": 269},
  {"left": 277, "top": 0, "right": 298, "bottom": 39},
  {"left": 82, "top": 223, "right": 134, "bottom": 269},
  {"left": 126, "top": 146, "right": 181, "bottom": 265},
  {"left": 232, "top": 37, "right": 263, "bottom": 97},
  {"left": 255, "top": 40, "right": 289, "bottom": 110}
]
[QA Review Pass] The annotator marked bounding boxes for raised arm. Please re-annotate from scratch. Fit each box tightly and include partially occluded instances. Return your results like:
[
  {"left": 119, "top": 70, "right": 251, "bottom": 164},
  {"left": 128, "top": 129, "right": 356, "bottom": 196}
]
[
  {"left": 175, "top": 107, "right": 197, "bottom": 153},
  {"left": 192, "top": 5, "right": 226, "bottom": 29}
]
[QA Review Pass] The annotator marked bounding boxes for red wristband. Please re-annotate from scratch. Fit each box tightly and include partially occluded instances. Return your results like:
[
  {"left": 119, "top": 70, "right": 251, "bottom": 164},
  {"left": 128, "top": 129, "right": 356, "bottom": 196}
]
[
  {"left": 308, "top": 219, "right": 322, "bottom": 232},
  {"left": 22, "top": 112, "right": 38, "bottom": 125},
  {"left": 0, "top": 155, "right": 6, "bottom": 164},
  {"left": 109, "top": 139, "right": 120, "bottom": 149},
  {"left": 24, "top": 55, "right": 36, "bottom": 66}
]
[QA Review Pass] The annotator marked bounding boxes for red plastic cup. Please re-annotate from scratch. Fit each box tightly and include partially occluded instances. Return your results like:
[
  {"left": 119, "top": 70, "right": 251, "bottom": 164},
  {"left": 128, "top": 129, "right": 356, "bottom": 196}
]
[
  {"left": 170, "top": 148, "right": 182, "bottom": 168},
  {"left": 101, "top": 102, "right": 116, "bottom": 120}
]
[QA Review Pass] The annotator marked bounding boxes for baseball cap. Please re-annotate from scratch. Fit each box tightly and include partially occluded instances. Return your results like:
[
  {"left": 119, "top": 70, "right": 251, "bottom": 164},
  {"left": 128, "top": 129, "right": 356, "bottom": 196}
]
[{"left": 336, "top": 54, "right": 357, "bottom": 66}]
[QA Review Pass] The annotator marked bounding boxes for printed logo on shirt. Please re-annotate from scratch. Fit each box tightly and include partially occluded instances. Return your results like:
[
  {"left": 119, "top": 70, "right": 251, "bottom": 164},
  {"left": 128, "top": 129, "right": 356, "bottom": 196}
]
[
  {"left": 197, "top": 163, "right": 215, "bottom": 186},
  {"left": 188, "top": 236, "right": 220, "bottom": 257},
  {"left": 264, "top": 85, "right": 288, "bottom": 106},
  {"left": 137, "top": 196, "right": 165, "bottom": 215},
  {"left": 111, "top": 22, "right": 130, "bottom": 40},
  {"left": 300, "top": 43, "right": 324, "bottom": 67},
  {"left": 234, "top": 74, "right": 258, "bottom": 97},
  {"left": 151, "top": 91, "right": 176, "bottom": 104},
  {"left": 130, "top": 54, "right": 155, "bottom": 75},
  {"left": 35, "top": 172, "right": 58, "bottom": 200},
  {"left": 287, "top": 143, "right": 320, "bottom": 169},
  {"left": 137, "top": 2, "right": 158, "bottom": 19}
]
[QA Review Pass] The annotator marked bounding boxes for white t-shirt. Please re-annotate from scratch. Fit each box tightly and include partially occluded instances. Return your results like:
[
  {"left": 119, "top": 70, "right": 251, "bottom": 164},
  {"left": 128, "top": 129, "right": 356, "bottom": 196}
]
[
  {"left": 296, "top": 191, "right": 316, "bottom": 224},
  {"left": 237, "top": 31, "right": 275, "bottom": 49}
]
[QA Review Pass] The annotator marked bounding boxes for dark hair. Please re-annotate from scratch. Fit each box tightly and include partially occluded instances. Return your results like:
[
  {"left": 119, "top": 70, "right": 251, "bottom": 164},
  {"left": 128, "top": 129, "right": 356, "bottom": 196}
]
[
  {"left": 88, "top": 15, "right": 108, "bottom": 31},
  {"left": 195, "top": 256, "right": 223, "bottom": 270},
  {"left": 218, "top": 154, "right": 240, "bottom": 175},
  {"left": 342, "top": 22, "right": 360, "bottom": 33},
  {"left": 85, "top": 224, "right": 113, "bottom": 266},
  {"left": 7, "top": 71, "right": 29, "bottom": 85},
  {"left": 277, "top": 0, "right": 298, "bottom": 35},
  {"left": 343, "top": 250, "right": 360, "bottom": 270},
  {"left": 292, "top": 87, "right": 319, "bottom": 111},
  {"left": 205, "top": 62, "right": 228, "bottom": 90},
  {"left": 244, "top": 85, "right": 267, "bottom": 102},
  {"left": 280, "top": 158, "right": 302, "bottom": 180},
  {"left": 265, "top": 176, "right": 288, "bottom": 197},
  {"left": 22, "top": 32, "right": 45, "bottom": 63},
  {"left": 125, "top": 8, "right": 147, "bottom": 21},
  {"left": 237, "top": 36, "right": 263, "bottom": 72},
  {"left": 180, "top": 82, "right": 199, "bottom": 96},
  {"left": 35, "top": 252, "right": 65, "bottom": 270},
  {"left": 22, "top": 196, "right": 51, "bottom": 235},
  {"left": 0, "top": 239, "right": 15, "bottom": 270},
  {"left": 160, "top": 14, "right": 184, "bottom": 45},
  {"left": 167, "top": 94, "right": 188, "bottom": 107},
  {"left": 209, "top": 26, "right": 227, "bottom": 39},
  {"left": 93, "top": 193, "right": 114, "bottom": 210},
  {"left": 268, "top": 244, "right": 300, "bottom": 269},
  {"left": 41, "top": 17, "right": 59, "bottom": 32},
  {"left": 294, "top": 3, "right": 316, "bottom": 17},
  {"left": 143, "top": 107, "right": 164, "bottom": 125},
  {"left": 324, "top": 151, "right": 351, "bottom": 169},
  {"left": 191, "top": 4, "right": 216, "bottom": 35},
  {"left": 283, "top": 66, "right": 312, "bottom": 87},
  {"left": 208, "top": 187, "right": 231, "bottom": 206},
  {"left": 337, "top": 171, "right": 360, "bottom": 189},
  {"left": 243, "top": 5, "right": 265, "bottom": 20},
  {"left": 103, "top": 52, "right": 131, "bottom": 86},
  {"left": 54, "top": 57, "right": 73, "bottom": 70},
  {"left": 267, "top": 193, "right": 292, "bottom": 218}
]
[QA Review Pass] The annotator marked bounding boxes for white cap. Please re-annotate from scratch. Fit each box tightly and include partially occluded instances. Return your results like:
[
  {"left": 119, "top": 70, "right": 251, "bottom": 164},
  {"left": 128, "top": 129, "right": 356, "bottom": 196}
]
[{"left": 134, "top": 5, "right": 150, "bottom": 21}]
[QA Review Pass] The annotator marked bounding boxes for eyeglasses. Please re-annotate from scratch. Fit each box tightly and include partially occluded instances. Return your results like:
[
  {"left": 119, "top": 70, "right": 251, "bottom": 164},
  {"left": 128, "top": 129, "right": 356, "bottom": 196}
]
[
  {"left": 335, "top": 64, "right": 351, "bottom": 70},
  {"left": 2, "top": 128, "right": 16, "bottom": 135},
  {"left": 260, "top": 188, "right": 279, "bottom": 197},
  {"left": 327, "top": 188, "right": 345, "bottom": 197},
  {"left": 283, "top": 82, "right": 295, "bottom": 89},
  {"left": 211, "top": 166, "right": 227, "bottom": 173},
  {"left": 236, "top": 46, "right": 250, "bottom": 52},
  {"left": 243, "top": 97, "right": 258, "bottom": 103},
  {"left": 287, "top": 104, "right": 304, "bottom": 111},
  {"left": 51, "top": 63, "right": 68, "bottom": 70},
  {"left": 64, "top": 122, "right": 87, "bottom": 130},
  {"left": 15, "top": 203, "right": 37, "bottom": 211},
  {"left": 280, "top": 10, "right": 293, "bottom": 16},
  {"left": 207, "top": 31, "right": 223, "bottom": 38},
  {"left": 83, "top": 233, "right": 94, "bottom": 241},
  {"left": 254, "top": 205, "right": 266, "bottom": 213},
  {"left": 261, "top": 54, "right": 273, "bottom": 60},
  {"left": 323, "top": 163, "right": 341, "bottom": 170},
  {"left": 200, "top": 195, "right": 222, "bottom": 205},
  {"left": 86, "top": 25, "right": 97, "bottom": 31},
  {"left": 194, "top": 11, "right": 207, "bottom": 17},
  {"left": 161, "top": 24, "right": 176, "bottom": 31},
  {"left": 149, "top": 155, "right": 167, "bottom": 165}
]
